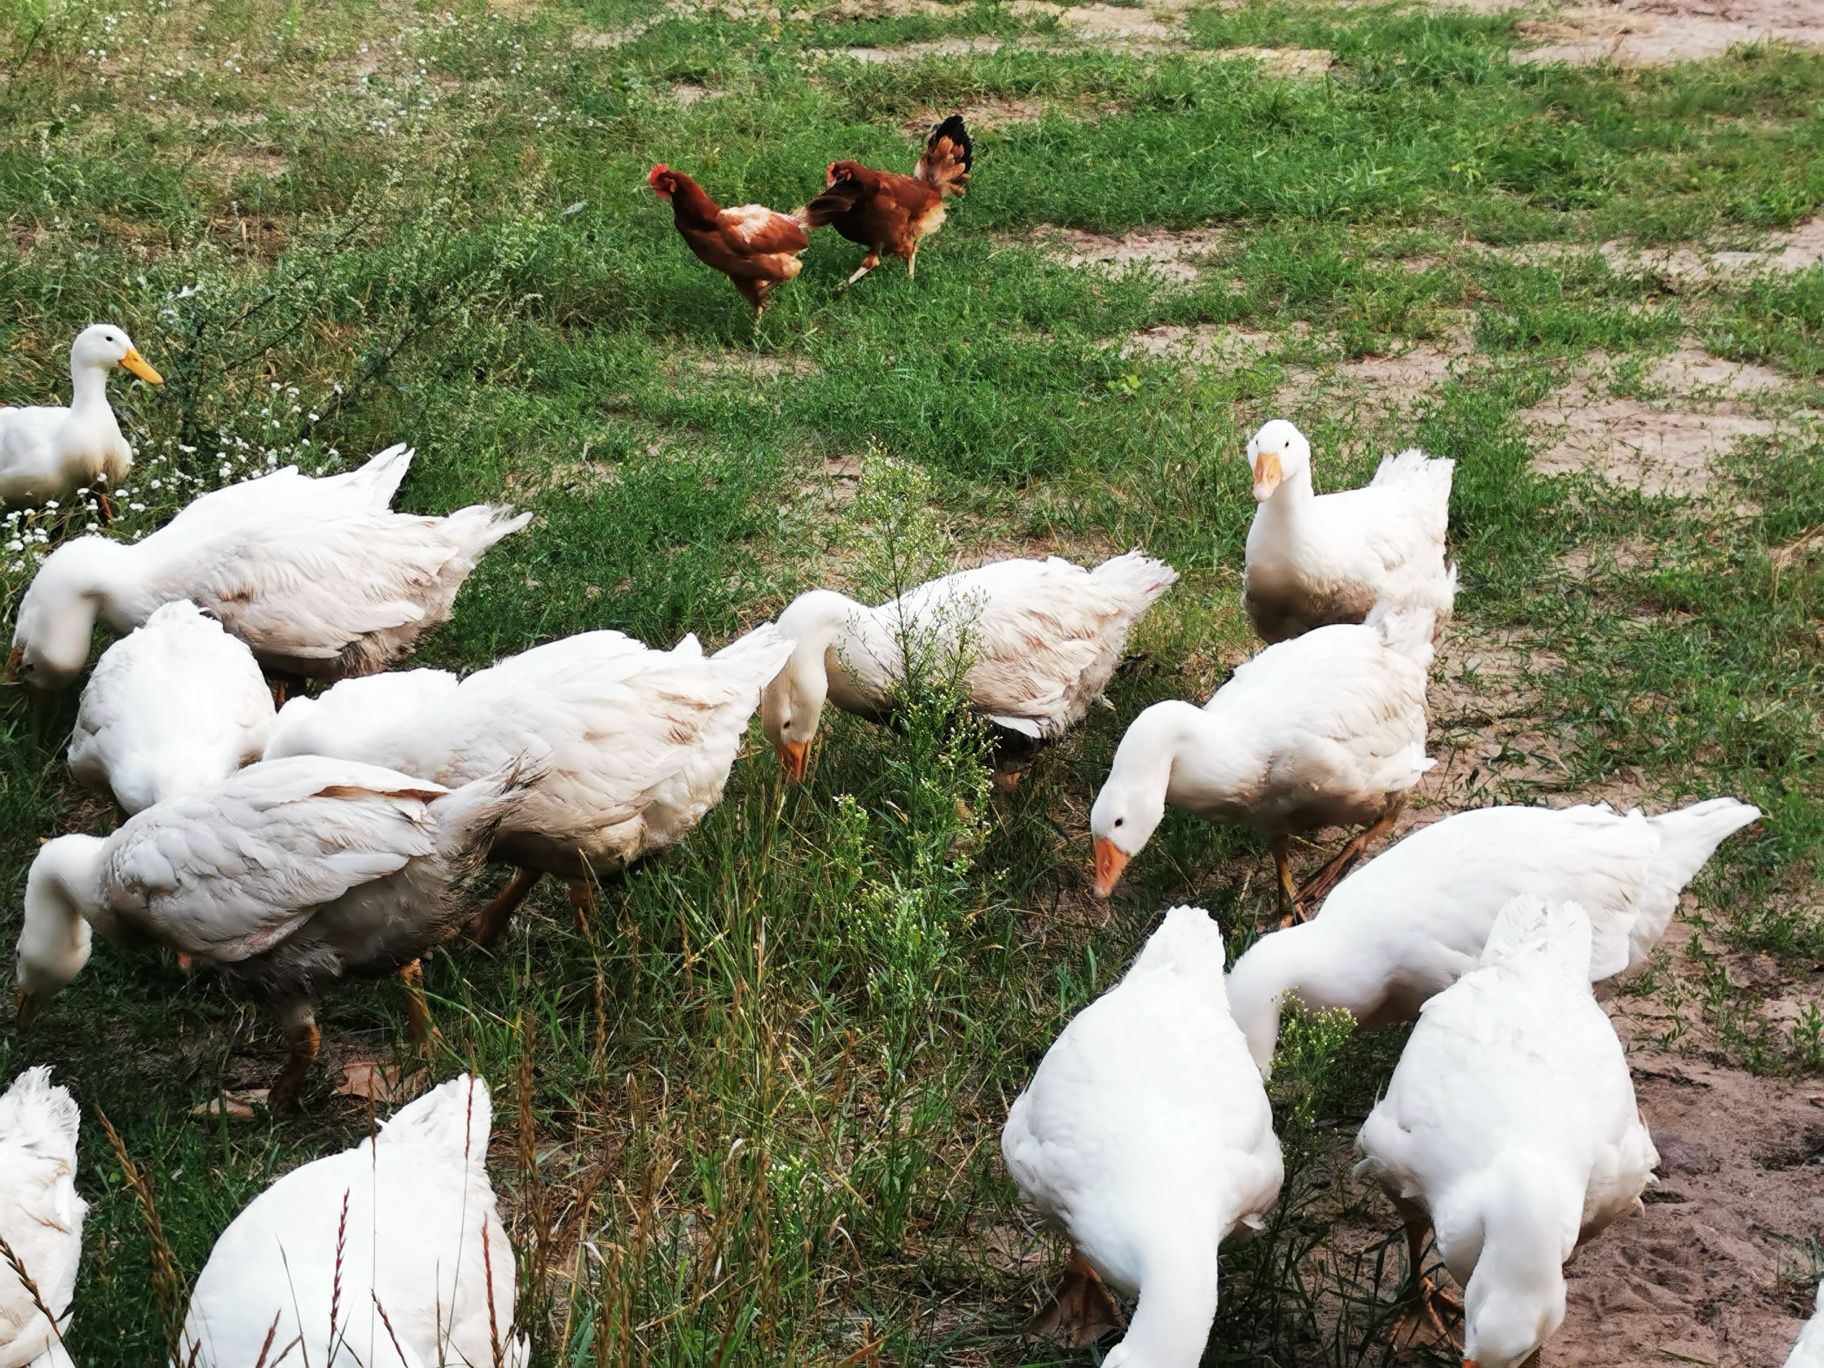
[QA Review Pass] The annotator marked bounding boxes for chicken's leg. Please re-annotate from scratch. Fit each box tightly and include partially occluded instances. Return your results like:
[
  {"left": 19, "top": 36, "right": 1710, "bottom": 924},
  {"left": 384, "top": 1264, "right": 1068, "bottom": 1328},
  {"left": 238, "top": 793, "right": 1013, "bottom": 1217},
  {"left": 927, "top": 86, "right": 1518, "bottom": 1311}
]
[
  {"left": 269, "top": 1002, "right": 321, "bottom": 1118},
  {"left": 470, "top": 866, "right": 541, "bottom": 947},
  {"left": 839, "top": 251, "right": 882, "bottom": 291},
  {"left": 1029, "top": 1247, "right": 1124, "bottom": 1348}
]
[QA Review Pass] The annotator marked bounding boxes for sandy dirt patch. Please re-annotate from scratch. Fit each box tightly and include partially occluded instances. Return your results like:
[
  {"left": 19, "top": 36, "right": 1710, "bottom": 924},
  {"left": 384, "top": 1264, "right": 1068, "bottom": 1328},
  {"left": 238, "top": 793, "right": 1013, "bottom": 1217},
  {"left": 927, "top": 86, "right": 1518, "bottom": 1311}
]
[
  {"left": 1120, "top": 322, "right": 1274, "bottom": 364},
  {"left": 899, "top": 96, "right": 1059, "bottom": 138},
  {"left": 668, "top": 79, "right": 720, "bottom": 104},
  {"left": 1025, "top": 224, "right": 1229, "bottom": 282},
  {"left": 1522, "top": 380, "right": 1777, "bottom": 497},
  {"left": 1486, "top": 218, "right": 1824, "bottom": 282},
  {"left": 1517, "top": 0, "right": 1824, "bottom": 66},
  {"left": 826, "top": 35, "right": 1332, "bottom": 71},
  {"left": 1276, "top": 329, "right": 1476, "bottom": 426},
  {"left": 1643, "top": 345, "right": 1792, "bottom": 397}
]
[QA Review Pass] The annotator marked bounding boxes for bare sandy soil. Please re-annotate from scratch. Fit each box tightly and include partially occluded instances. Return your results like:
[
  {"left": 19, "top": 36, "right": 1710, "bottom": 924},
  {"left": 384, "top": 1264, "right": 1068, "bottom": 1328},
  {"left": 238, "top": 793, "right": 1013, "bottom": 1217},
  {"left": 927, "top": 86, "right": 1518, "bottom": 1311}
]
[{"left": 1517, "top": 0, "right": 1824, "bottom": 66}]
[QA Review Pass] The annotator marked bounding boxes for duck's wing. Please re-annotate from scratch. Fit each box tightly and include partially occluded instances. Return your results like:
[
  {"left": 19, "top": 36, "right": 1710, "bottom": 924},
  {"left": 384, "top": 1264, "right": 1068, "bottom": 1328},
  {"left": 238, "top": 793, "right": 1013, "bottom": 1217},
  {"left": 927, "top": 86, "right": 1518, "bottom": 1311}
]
[
  {"left": 0, "top": 1069, "right": 86, "bottom": 1364},
  {"left": 98, "top": 756, "right": 448, "bottom": 961}
]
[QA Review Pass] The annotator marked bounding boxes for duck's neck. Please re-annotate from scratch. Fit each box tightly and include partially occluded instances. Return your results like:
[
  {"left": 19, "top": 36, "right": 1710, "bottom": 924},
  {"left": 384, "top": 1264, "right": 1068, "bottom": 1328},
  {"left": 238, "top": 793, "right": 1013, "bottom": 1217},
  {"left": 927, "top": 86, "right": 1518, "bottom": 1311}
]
[
  {"left": 67, "top": 359, "right": 114, "bottom": 416},
  {"left": 1161, "top": 704, "right": 1265, "bottom": 816},
  {"left": 1225, "top": 922, "right": 1340, "bottom": 1076},
  {"left": 785, "top": 588, "right": 887, "bottom": 700},
  {"left": 1257, "top": 468, "right": 1316, "bottom": 524},
  {"left": 1448, "top": 1161, "right": 1575, "bottom": 1333},
  {"left": 1119, "top": 1246, "right": 1221, "bottom": 1366},
  {"left": 19, "top": 836, "right": 108, "bottom": 998}
]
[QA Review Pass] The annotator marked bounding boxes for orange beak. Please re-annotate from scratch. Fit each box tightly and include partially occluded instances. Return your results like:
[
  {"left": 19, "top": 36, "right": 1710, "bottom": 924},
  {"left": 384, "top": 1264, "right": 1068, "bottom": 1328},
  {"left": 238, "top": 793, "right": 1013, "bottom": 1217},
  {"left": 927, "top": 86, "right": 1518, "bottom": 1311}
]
[
  {"left": 120, "top": 347, "right": 163, "bottom": 385},
  {"left": 1092, "top": 838, "right": 1130, "bottom": 899},
  {"left": 775, "top": 739, "right": 810, "bottom": 781},
  {"left": 1251, "top": 450, "right": 1283, "bottom": 501}
]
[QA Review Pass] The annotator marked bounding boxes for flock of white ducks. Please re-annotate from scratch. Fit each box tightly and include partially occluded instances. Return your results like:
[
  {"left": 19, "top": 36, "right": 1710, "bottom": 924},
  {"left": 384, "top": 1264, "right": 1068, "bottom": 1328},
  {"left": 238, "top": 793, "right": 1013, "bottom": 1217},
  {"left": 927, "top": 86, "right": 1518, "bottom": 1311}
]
[{"left": 0, "top": 326, "right": 1791, "bottom": 1362}]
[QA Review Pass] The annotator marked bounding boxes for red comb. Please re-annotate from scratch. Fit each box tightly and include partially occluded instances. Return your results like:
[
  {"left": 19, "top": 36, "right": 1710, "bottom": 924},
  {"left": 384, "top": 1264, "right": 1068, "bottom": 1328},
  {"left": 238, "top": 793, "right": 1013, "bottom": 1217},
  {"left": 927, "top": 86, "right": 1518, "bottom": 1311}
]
[{"left": 648, "top": 164, "right": 670, "bottom": 185}]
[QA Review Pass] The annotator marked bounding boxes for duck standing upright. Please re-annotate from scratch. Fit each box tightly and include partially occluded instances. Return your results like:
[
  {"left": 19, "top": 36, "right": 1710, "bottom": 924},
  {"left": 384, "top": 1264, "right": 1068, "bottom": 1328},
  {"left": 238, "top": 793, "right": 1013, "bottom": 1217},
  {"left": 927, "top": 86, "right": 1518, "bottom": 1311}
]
[
  {"left": 1090, "top": 601, "right": 1435, "bottom": 921},
  {"left": 8, "top": 445, "right": 528, "bottom": 693},
  {"left": 263, "top": 626, "right": 793, "bottom": 940},
  {"left": 1242, "top": 419, "right": 1455, "bottom": 643},
  {"left": 0, "top": 1067, "right": 87, "bottom": 1368},
  {"left": 67, "top": 600, "right": 276, "bottom": 814},
  {"left": 1355, "top": 897, "right": 1658, "bottom": 1362},
  {"left": 1002, "top": 906, "right": 1283, "bottom": 1363},
  {"left": 178, "top": 1074, "right": 528, "bottom": 1367},
  {"left": 0, "top": 324, "right": 163, "bottom": 511},
  {"left": 13, "top": 756, "right": 533, "bottom": 1112},
  {"left": 1225, "top": 797, "right": 1761, "bottom": 1071},
  {"left": 762, "top": 552, "right": 1177, "bottom": 789}
]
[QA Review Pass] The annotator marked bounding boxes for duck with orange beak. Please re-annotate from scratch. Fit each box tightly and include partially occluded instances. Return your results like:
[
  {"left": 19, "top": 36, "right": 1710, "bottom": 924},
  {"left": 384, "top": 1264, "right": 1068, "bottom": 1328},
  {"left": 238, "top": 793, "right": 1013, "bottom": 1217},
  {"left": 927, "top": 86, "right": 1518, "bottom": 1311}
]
[
  {"left": 1089, "top": 599, "right": 1436, "bottom": 924},
  {"left": 1, "top": 323, "right": 163, "bottom": 516}
]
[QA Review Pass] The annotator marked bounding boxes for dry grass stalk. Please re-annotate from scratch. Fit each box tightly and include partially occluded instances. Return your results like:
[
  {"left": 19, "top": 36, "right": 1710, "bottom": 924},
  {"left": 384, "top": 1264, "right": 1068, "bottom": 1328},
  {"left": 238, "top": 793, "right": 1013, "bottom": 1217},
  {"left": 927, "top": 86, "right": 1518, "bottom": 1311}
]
[
  {"left": 0, "top": 1231, "right": 69, "bottom": 1357},
  {"left": 95, "top": 1106, "right": 186, "bottom": 1362}
]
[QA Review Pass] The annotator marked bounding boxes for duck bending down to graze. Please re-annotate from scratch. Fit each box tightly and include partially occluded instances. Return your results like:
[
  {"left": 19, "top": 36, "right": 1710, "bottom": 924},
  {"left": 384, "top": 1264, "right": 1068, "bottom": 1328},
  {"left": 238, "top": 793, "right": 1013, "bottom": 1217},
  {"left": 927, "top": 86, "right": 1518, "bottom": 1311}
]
[
  {"left": 67, "top": 600, "right": 275, "bottom": 815},
  {"left": 177, "top": 1074, "right": 528, "bottom": 1367},
  {"left": 263, "top": 626, "right": 793, "bottom": 942},
  {"left": 8, "top": 444, "right": 528, "bottom": 694},
  {"left": 761, "top": 552, "right": 1178, "bottom": 790},
  {"left": 1242, "top": 418, "right": 1455, "bottom": 644},
  {"left": 1002, "top": 906, "right": 1283, "bottom": 1364},
  {"left": 12, "top": 756, "right": 534, "bottom": 1114},
  {"left": 0, "top": 324, "right": 163, "bottom": 512},
  {"left": 1226, "top": 797, "right": 1760, "bottom": 1073},
  {"left": 1090, "top": 600, "right": 1435, "bottom": 922},
  {"left": 0, "top": 1067, "right": 87, "bottom": 1368},
  {"left": 1355, "top": 897, "right": 1658, "bottom": 1365}
]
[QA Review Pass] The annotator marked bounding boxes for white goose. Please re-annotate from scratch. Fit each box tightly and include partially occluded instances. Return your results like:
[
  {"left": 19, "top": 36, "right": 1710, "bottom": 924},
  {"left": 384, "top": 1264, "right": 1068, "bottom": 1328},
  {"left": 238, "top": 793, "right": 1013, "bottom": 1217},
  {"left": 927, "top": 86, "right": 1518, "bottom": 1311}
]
[
  {"left": 0, "top": 324, "right": 163, "bottom": 509},
  {"left": 761, "top": 552, "right": 1177, "bottom": 787},
  {"left": 13, "top": 756, "right": 531, "bottom": 1113},
  {"left": 1226, "top": 797, "right": 1760, "bottom": 1072},
  {"left": 0, "top": 1068, "right": 86, "bottom": 1368},
  {"left": 1242, "top": 419, "right": 1455, "bottom": 644},
  {"left": 263, "top": 626, "right": 793, "bottom": 940},
  {"left": 1789, "top": 1285, "right": 1824, "bottom": 1368},
  {"left": 9, "top": 446, "right": 528, "bottom": 693},
  {"left": 67, "top": 600, "right": 275, "bottom": 815},
  {"left": 178, "top": 1074, "right": 528, "bottom": 1368},
  {"left": 1090, "top": 601, "right": 1435, "bottom": 920},
  {"left": 1002, "top": 906, "right": 1282, "bottom": 1364},
  {"left": 1355, "top": 897, "right": 1658, "bottom": 1365}
]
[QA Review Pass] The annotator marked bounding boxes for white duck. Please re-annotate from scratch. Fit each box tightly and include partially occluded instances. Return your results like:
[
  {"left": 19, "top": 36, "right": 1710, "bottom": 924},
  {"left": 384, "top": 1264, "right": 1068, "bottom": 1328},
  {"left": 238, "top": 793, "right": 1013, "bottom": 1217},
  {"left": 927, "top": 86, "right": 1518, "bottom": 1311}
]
[
  {"left": 761, "top": 551, "right": 1178, "bottom": 788},
  {"left": 177, "top": 1074, "right": 528, "bottom": 1368},
  {"left": 0, "top": 324, "right": 163, "bottom": 509},
  {"left": 1789, "top": 1285, "right": 1824, "bottom": 1368},
  {"left": 9, "top": 446, "right": 529, "bottom": 693},
  {"left": 1090, "top": 601, "right": 1435, "bottom": 920},
  {"left": 13, "top": 756, "right": 531, "bottom": 1113},
  {"left": 263, "top": 626, "right": 793, "bottom": 941},
  {"left": 1355, "top": 897, "right": 1658, "bottom": 1365},
  {"left": 67, "top": 600, "right": 276, "bottom": 815},
  {"left": 1002, "top": 906, "right": 1283, "bottom": 1364},
  {"left": 1242, "top": 419, "right": 1455, "bottom": 644},
  {"left": 0, "top": 1067, "right": 86, "bottom": 1368},
  {"left": 1227, "top": 797, "right": 1760, "bottom": 1072}
]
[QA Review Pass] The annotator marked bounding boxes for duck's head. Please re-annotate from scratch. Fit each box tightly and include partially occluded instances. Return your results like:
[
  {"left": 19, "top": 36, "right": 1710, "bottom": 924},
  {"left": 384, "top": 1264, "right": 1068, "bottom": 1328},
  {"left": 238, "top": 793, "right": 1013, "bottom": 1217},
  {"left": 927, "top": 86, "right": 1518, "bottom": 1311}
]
[
  {"left": 10, "top": 537, "right": 122, "bottom": 694},
  {"left": 72, "top": 323, "right": 163, "bottom": 385},
  {"left": 759, "top": 590, "right": 850, "bottom": 780},
  {"left": 1088, "top": 703, "right": 1182, "bottom": 898},
  {"left": 1461, "top": 1168, "right": 1572, "bottom": 1368},
  {"left": 1462, "top": 1283, "right": 1563, "bottom": 1368},
  {"left": 15, "top": 834, "right": 107, "bottom": 1026},
  {"left": 1244, "top": 418, "right": 1309, "bottom": 501}
]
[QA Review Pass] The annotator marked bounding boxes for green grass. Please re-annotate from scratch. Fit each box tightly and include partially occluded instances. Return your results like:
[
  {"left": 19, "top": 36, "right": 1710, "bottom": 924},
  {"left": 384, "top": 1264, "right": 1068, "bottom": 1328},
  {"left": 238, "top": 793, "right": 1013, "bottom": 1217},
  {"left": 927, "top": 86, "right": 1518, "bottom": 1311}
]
[{"left": 1, "top": 0, "right": 1821, "bottom": 1361}]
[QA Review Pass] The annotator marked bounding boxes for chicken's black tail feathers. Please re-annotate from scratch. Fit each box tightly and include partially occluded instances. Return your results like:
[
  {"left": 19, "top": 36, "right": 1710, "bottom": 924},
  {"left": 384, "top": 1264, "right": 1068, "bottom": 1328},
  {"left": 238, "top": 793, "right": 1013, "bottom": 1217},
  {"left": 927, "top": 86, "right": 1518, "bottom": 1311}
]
[{"left": 917, "top": 114, "right": 973, "bottom": 196}]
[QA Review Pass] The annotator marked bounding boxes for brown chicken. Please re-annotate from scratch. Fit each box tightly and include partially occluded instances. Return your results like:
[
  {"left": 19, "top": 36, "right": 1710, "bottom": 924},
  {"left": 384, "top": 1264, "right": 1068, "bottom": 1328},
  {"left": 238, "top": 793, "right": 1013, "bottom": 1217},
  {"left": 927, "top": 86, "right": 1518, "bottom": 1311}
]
[
  {"left": 649, "top": 164, "right": 811, "bottom": 313},
  {"left": 805, "top": 115, "right": 973, "bottom": 289}
]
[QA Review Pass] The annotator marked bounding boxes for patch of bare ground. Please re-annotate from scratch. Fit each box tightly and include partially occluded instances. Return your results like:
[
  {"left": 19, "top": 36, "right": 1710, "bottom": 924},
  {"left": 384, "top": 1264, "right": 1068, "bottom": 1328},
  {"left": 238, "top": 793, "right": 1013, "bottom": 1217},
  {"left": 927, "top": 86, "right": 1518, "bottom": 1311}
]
[
  {"left": 668, "top": 79, "right": 720, "bottom": 104},
  {"left": 1025, "top": 224, "right": 1229, "bottom": 282},
  {"left": 1007, "top": 0, "right": 1181, "bottom": 42},
  {"left": 1643, "top": 345, "right": 1791, "bottom": 397},
  {"left": 831, "top": 35, "right": 1009, "bottom": 61},
  {"left": 197, "top": 143, "right": 290, "bottom": 180},
  {"left": 1276, "top": 323, "right": 1478, "bottom": 426},
  {"left": 824, "top": 31, "right": 1332, "bottom": 73},
  {"left": 1517, "top": 0, "right": 1824, "bottom": 66},
  {"left": 897, "top": 96, "right": 1088, "bottom": 137},
  {"left": 1119, "top": 322, "right": 1274, "bottom": 364},
  {"left": 1521, "top": 377, "right": 1778, "bottom": 498},
  {"left": 1489, "top": 218, "right": 1824, "bottom": 282}
]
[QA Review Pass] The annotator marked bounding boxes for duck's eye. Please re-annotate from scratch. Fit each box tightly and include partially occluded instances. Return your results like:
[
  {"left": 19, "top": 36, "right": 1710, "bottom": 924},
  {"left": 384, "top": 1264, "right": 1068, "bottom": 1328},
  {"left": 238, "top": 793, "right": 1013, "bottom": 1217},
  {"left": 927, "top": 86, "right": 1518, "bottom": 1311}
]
[{"left": 1113, "top": 816, "right": 1124, "bottom": 828}]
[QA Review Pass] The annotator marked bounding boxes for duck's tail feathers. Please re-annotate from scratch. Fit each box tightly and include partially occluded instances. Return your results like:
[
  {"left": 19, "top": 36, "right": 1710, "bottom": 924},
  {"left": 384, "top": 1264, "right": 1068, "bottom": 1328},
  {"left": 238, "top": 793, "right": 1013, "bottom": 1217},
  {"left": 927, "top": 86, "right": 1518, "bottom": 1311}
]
[
  {"left": 915, "top": 114, "right": 973, "bottom": 197},
  {"left": 712, "top": 622, "right": 795, "bottom": 693},
  {"left": 1618, "top": 798, "right": 1762, "bottom": 965},
  {"left": 433, "top": 756, "right": 547, "bottom": 872},
  {"left": 1127, "top": 905, "right": 1229, "bottom": 993},
  {"left": 1366, "top": 597, "right": 1438, "bottom": 671},
  {"left": 0, "top": 1066, "right": 81, "bottom": 1158},
  {"left": 443, "top": 504, "right": 533, "bottom": 558},
  {"left": 346, "top": 443, "right": 415, "bottom": 508},
  {"left": 1371, "top": 447, "right": 1454, "bottom": 499},
  {"left": 378, "top": 1073, "right": 492, "bottom": 1166},
  {"left": 1092, "top": 550, "right": 1180, "bottom": 613},
  {"left": 1480, "top": 896, "right": 1594, "bottom": 983}
]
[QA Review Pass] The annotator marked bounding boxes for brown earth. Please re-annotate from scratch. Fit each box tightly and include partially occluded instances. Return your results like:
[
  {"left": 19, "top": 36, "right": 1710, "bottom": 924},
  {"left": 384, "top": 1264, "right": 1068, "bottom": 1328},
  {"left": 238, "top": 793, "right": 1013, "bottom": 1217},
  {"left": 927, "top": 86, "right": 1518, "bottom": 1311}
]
[{"left": 1517, "top": 0, "right": 1824, "bottom": 66}]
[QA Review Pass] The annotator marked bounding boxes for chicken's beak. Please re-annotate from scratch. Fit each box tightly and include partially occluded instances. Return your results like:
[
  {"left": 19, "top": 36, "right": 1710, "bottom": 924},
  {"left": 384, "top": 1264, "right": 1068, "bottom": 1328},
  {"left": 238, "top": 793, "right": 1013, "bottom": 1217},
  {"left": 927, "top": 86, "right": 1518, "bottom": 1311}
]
[
  {"left": 15, "top": 988, "right": 42, "bottom": 1029},
  {"left": 775, "top": 739, "right": 810, "bottom": 782},
  {"left": 1092, "top": 838, "right": 1131, "bottom": 899},
  {"left": 1252, "top": 450, "right": 1283, "bottom": 501},
  {"left": 119, "top": 348, "right": 164, "bottom": 385}
]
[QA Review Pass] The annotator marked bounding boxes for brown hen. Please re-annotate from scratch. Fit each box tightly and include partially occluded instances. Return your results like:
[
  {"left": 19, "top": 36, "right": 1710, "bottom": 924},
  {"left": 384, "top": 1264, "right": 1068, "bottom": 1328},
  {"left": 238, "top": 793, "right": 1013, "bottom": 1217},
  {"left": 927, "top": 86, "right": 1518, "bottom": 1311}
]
[
  {"left": 649, "top": 164, "right": 811, "bottom": 313},
  {"left": 804, "top": 115, "right": 973, "bottom": 289}
]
